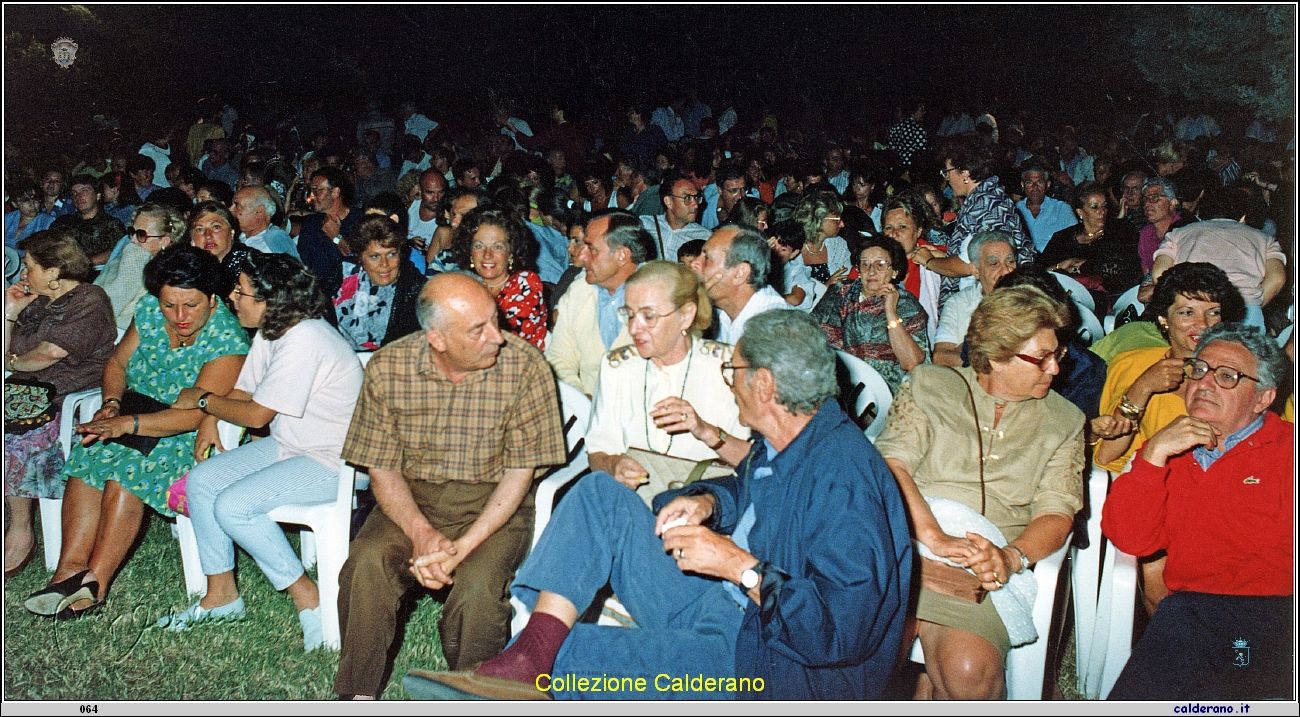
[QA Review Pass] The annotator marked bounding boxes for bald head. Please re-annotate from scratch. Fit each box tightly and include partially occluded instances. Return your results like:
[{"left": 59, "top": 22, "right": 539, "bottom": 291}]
[{"left": 417, "top": 272, "right": 495, "bottom": 331}]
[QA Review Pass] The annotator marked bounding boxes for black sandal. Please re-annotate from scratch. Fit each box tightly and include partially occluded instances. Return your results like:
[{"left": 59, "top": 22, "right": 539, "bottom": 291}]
[{"left": 24, "top": 570, "right": 96, "bottom": 616}]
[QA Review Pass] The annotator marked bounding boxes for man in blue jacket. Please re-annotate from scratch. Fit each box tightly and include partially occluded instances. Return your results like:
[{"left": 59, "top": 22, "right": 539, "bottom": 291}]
[{"left": 406, "top": 310, "right": 912, "bottom": 701}]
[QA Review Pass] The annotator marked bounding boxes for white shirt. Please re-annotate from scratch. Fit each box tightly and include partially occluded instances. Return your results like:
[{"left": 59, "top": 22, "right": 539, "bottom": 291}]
[
  {"left": 501, "top": 117, "right": 534, "bottom": 151},
  {"left": 407, "top": 199, "right": 439, "bottom": 245},
  {"left": 640, "top": 215, "right": 711, "bottom": 262},
  {"left": 716, "top": 285, "right": 795, "bottom": 345},
  {"left": 934, "top": 283, "right": 984, "bottom": 347},
  {"left": 586, "top": 338, "right": 749, "bottom": 460},
  {"left": 234, "top": 319, "right": 364, "bottom": 469},
  {"left": 782, "top": 256, "right": 818, "bottom": 312},
  {"left": 404, "top": 113, "right": 439, "bottom": 142}
]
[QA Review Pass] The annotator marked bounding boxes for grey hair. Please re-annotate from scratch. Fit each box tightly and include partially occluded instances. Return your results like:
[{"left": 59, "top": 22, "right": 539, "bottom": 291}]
[
  {"left": 723, "top": 226, "right": 771, "bottom": 288},
  {"left": 416, "top": 270, "right": 484, "bottom": 331},
  {"left": 244, "top": 185, "right": 280, "bottom": 218},
  {"left": 132, "top": 202, "right": 189, "bottom": 241},
  {"left": 1143, "top": 176, "right": 1177, "bottom": 202},
  {"left": 1193, "top": 322, "right": 1287, "bottom": 391},
  {"left": 736, "top": 310, "right": 837, "bottom": 415},
  {"left": 967, "top": 230, "right": 1014, "bottom": 263}
]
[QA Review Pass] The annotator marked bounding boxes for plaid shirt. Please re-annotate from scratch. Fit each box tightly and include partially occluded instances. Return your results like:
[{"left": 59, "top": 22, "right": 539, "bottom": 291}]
[{"left": 342, "top": 331, "right": 567, "bottom": 483}]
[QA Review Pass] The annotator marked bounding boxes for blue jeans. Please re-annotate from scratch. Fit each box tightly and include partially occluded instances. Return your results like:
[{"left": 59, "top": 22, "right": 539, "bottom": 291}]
[
  {"left": 186, "top": 437, "right": 338, "bottom": 590},
  {"left": 512, "top": 473, "right": 745, "bottom": 701}
]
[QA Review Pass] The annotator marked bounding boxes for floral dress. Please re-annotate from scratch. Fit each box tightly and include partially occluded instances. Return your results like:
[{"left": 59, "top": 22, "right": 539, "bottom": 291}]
[
  {"left": 496, "top": 271, "right": 548, "bottom": 350},
  {"left": 62, "top": 294, "right": 248, "bottom": 515},
  {"left": 812, "top": 279, "right": 928, "bottom": 393}
]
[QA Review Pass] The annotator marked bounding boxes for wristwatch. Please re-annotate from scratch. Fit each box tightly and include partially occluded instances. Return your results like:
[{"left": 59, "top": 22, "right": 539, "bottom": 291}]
[
  {"left": 196, "top": 391, "right": 215, "bottom": 414},
  {"left": 1007, "top": 544, "right": 1030, "bottom": 574},
  {"left": 707, "top": 428, "right": 728, "bottom": 451},
  {"left": 740, "top": 563, "right": 762, "bottom": 590}
]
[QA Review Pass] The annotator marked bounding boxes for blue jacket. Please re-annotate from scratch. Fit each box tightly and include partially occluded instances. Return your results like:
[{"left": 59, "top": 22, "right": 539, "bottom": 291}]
[{"left": 654, "top": 400, "right": 912, "bottom": 699}]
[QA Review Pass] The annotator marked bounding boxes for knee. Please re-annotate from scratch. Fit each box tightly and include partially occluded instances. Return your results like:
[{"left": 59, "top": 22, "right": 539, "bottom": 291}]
[{"left": 929, "top": 650, "right": 1004, "bottom": 700}]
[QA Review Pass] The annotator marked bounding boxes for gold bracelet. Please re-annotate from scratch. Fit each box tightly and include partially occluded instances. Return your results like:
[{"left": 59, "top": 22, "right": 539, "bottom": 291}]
[
  {"left": 887, "top": 318, "right": 904, "bottom": 330},
  {"left": 1118, "top": 393, "right": 1145, "bottom": 422}
]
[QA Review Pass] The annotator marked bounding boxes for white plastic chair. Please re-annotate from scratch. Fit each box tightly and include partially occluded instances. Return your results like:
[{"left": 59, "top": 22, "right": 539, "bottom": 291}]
[
  {"left": 174, "top": 420, "right": 246, "bottom": 597},
  {"left": 1050, "top": 272, "right": 1095, "bottom": 314},
  {"left": 1071, "top": 466, "right": 1110, "bottom": 694},
  {"left": 909, "top": 542, "right": 1069, "bottom": 700},
  {"left": 835, "top": 350, "right": 894, "bottom": 441},
  {"left": 42, "top": 389, "right": 105, "bottom": 570},
  {"left": 809, "top": 281, "right": 829, "bottom": 312},
  {"left": 1077, "top": 303, "right": 1105, "bottom": 347},
  {"left": 509, "top": 381, "right": 591, "bottom": 635},
  {"left": 1104, "top": 285, "right": 1144, "bottom": 335},
  {"left": 175, "top": 426, "right": 358, "bottom": 650},
  {"left": 1074, "top": 467, "right": 1139, "bottom": 699}
]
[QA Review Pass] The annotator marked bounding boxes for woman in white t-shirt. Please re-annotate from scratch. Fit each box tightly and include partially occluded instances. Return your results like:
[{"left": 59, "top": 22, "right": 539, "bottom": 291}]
[{"left": 161, "top": 252, "right": 363, "bottom": 651}]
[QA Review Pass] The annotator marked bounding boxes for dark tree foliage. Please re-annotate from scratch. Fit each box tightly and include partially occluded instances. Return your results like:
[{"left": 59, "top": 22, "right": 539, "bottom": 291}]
[{"left": 1128, "top": 5, "right": 1294, "bottom": 121}]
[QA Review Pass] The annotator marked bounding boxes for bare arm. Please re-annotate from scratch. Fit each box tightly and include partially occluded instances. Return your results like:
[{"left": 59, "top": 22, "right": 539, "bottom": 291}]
[
  {"left": 922, "top": 255, "right": 975, "bottom": 279},
  {"left": 174, "top": 386, "right": 277, "bottom": 428},
  {"left": 932, "top": 342, "right": 964, "bottom": 367},
  {"left": 1261, "top": 258, "right": 1286, "bottom": 306},
  {"left": 884, "top": 457, "right": 976, "bottom": 560},
  {"left": 78, "top": 352, "right": 245, "bottom": 443},
  {"left": 370, "top": 466, "right": 452, "bottom": 564}
]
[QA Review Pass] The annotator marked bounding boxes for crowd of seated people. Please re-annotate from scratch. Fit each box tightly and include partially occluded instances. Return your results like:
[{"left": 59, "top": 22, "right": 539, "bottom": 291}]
[{"left": 3, "top": 92, "right": 1294, "bottom": 702}]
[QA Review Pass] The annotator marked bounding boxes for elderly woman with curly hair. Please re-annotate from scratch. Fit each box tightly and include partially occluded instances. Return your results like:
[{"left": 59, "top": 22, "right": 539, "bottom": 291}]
[
  {"left": 875, "top": 285, "right": 1084, "bottom": 699},
  {"left": 326, "top": 214, "right": 426, "bottom": 351},
  {"left": 162, "top": 252, "right": 363, "bottom": 649},
  {"left": 451, "top": 205, "right": 547, "bottom": 349}
]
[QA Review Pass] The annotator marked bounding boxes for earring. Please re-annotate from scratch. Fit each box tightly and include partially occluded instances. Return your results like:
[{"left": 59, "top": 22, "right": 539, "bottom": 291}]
[
  {"left": 509, "top": 257, "right": 514, "bottom": 270},
  {"left": 469, "top": 260, "right": 475, "bottom": 269}
]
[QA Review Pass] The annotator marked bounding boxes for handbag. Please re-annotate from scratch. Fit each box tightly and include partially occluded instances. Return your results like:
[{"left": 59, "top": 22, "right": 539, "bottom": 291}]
[
  {"left": 104, "top": 390, "right": 170, "bottom": 456},
  {"left": 916, "top": 367, "right": 990, "bottom": 604},
  {"left": 625, "top": 447, "right": 733, "bottom": 510},
  {"left": 4, "top": 378, "right": 58, "bottom": 435}
]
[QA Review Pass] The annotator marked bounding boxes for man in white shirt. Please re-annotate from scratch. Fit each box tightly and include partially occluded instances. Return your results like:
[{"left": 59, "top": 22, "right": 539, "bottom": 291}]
[
  {"left": 692, "top": 225, "right": 793, "bottom": 344},
  {"left": 641, "top": 178, "right": 711, "bottom": 261},
  {"left": 825, "top": 147, "right": 850, "bottom": 195},
  {"left": 407, "top": 170, "right": 446, "bottom": 252},
  {"left": 651, "top": 98, "right": 685, "bottom": 143},
  {"left": 400, "top": 102, "right": 439, "bottom": 143},
  {"left": 546, "top": 211, "right": 649, "bottom": 395},
  {"left": 1014, "top": 164, "right": 1076, "bottom": 252},
  {"left": 932, "top": 231, "right": 1017, "bottom": 365},
  {"left": 231, "top": 186, "right": 298, "bottom": 257}
]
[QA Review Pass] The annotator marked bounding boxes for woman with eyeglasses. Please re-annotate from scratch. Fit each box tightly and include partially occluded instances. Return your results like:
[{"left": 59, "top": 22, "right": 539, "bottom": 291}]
[
  {"left": 793, "top": 190, "right": 852, "bottom": 286},
  {"left": 874, "top": 285, "right": 1085, "bottom": 700},
  {"left": 163, "top": 252, "right": 362, "bottom": 649},
  {"left": 1039, "top": 181, "right": 1142, "bottom": 303},
  {"left": 450, "top": 206, "right": 547, "bottom": 350},
  {"left": 94, "top": 202, "right": 189, "bottom": 330},
  {"left": 1094, "top": 262, "right": 1245, "bottom": 617},
  {"left": 585, "top": 261, "right": 751, "bottom": 490},
  {"left": 812, "top": 235, "right": 927, "bottom": 392}
]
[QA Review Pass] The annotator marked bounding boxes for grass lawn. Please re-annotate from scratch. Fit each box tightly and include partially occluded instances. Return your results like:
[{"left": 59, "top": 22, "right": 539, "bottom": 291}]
[
  {"left": 4, "top": 515, "right": 448, "bottom": 700},
  {"left": 5, "top": 510, "right": 1090, "bottom": 701}
]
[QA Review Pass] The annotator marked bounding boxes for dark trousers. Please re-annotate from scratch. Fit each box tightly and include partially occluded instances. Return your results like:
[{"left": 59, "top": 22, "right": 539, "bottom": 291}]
[
  {"left": 334, "top": 479, "right": 534, "bottom": 697},
  {"left": 1109, "top": 591, "right": 1293, "bottom": 700}
]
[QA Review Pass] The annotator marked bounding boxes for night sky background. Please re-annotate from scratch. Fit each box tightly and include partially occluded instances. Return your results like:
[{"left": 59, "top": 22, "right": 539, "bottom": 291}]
[{"left": 0, "top": 5, "right": 1282, "bottom": 151}]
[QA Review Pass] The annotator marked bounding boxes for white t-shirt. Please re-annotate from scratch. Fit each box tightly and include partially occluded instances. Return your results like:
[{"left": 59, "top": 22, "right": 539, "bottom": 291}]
[
  {"left": 234, "top": 318, "right": 364, "bottom": 469},
  {"left": 781, "top": 256, "right": 818, "bottom": 312},
  {"left": 407, "top": 199, "right": 439, "bottom": 245},
  {"left": 933, "top": 283, "right": 984, "bottom": 347},
  {"left": 716, "top": 286, "right": 795, "bottom": 345}
]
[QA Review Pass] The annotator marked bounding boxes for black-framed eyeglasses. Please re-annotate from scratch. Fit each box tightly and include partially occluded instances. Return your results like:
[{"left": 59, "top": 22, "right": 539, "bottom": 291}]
[
  {"left": 939, "top": 167, "right": 962, "bottom": 179},
  {"left": 132, "top": 229, "right": 168, "bottom": 242},
  {"left": 617, "top": 305, "right": 681, "bottom": 328},
  {"left": 671, "top": 194, "right": 703, "bottom": 204},
  {"left": 1183, "top": 358, "right": 1260, "bottom": 389},
  {"left": 1014, "top": 345, "right": 1068, "bottom": 370},
  {"left": 720, "top": 361, "right": 751, "bottom": 387}
]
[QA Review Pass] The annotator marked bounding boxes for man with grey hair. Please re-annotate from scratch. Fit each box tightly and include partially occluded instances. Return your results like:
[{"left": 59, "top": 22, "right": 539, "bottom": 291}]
[
  {"left": 692, "top": 224, "right": 792, "bottom": 344},
  {"left": 231, "top": 186, "right": 298, "bottom": 256},
  {"left": 1103, "top": 322, "right": 1293, "bottom": 700},
  {"left": 546, "top": 210, "right": 650, "bottom": 395},
  {"left": 334, "top": 272, "right": 567, "bottom": 699},
  {"left": 931, "top": 230, "right": 1018, "bottom": 366},
  {"left": 406, "top": 309, "right": 913, "bottom": 701}
]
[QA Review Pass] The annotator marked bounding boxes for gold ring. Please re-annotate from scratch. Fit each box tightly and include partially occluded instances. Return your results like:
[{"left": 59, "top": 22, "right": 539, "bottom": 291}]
[
  {"left": 675, "top": 549, "right": 684, "bottom": 560},
  {"left": 680, "top": 413, "right": 687, "bottom": 422}
]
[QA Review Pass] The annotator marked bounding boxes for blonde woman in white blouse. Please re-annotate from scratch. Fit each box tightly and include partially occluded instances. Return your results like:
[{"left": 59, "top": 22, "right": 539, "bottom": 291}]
[{"left": 585, "top": 261, "right": 751, "bottom": 489}]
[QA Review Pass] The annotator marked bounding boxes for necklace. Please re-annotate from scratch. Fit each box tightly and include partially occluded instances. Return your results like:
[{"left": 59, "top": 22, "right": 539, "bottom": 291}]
[
  {"left": 644, "top": 340, "right": 694, "bottom": 454},
  {"left": 1079, "top": 227, "right": 1104, "bottom": 242},
  {"left": 804, "top": 243, "right": 826, "bottom": 255},
  {"left": 484, "top": 275, "right": 510, "bottom": 292}
]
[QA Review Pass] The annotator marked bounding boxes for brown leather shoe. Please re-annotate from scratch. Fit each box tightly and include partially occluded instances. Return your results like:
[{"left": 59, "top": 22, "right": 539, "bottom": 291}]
[{"left": 403, "top": 670, "right": 551, "bottom": 701}]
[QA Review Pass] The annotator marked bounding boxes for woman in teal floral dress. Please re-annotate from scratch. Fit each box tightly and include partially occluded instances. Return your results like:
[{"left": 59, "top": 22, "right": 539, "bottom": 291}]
[{"left": 24, "top": 245, "right": 247, "bottom": 619}]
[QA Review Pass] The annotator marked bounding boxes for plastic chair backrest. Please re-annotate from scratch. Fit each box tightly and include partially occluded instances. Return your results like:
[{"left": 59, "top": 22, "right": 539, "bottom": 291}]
[
  {"left": 556, "top": 380, "right": 592, "bottom": 463},
  {"left": 835, "top": 350, "right": 894, "bottom": 441},
  {"left": 1051, "top": 272, "right": 1096, "bottom": 313},
  {"left": 1077, "top": 303, "right": 1105, "bottom": 346},
  {"left": 1108, "top": 284, "right": 1144, "bottom": 329}
]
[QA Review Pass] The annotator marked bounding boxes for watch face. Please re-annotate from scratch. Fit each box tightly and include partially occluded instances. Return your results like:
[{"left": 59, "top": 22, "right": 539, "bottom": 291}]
[{"left": 741, "top": 568, "right": 760, "bottom": 590}]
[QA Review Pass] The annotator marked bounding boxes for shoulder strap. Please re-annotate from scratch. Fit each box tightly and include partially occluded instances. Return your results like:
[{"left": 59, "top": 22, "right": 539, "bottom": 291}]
[{"left": 942, "top": 366, "right": 986, "bottom": 516}]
